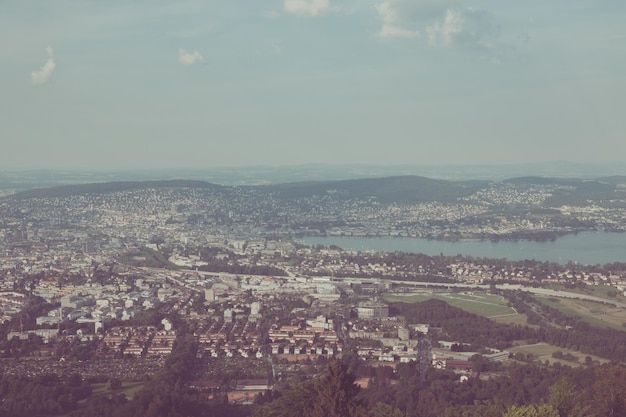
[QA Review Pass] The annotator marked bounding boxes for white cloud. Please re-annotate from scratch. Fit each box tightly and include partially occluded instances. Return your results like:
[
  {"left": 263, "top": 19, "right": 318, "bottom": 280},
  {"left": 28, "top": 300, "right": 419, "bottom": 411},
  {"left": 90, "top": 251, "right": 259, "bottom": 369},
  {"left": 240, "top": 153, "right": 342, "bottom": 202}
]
[
  {"left": 377, "top": 24, "right": 420, "bottom": 39},
  {"left": 31, "top": 46, "right": 56, "bottom": 85},
  {"left": 178, "top": 48, "right": 204, "bottom": 66},
  {"left": 375, "top": 0, "right": 419, "bottom": 39},
  {"left": 426, "top": 8, "right": 501, "bottom": 49},
  {"left": 426, "top": 8, "right": 463, "bottom": 46},
  {"left": 284, "top": 0, "right": 330, "bottom": 17}
]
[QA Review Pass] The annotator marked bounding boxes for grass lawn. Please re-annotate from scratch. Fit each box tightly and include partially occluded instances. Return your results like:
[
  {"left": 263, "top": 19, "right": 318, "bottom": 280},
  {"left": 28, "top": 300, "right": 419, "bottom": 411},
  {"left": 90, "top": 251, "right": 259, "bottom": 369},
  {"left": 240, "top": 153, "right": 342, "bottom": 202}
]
[
  {"left": 384, "top": 292, "right": 516, "bottom": 317},
  {"left": 534, "top": 295, "right": 626, "bottom": 331},
  {"left": 534, "top": 296, "right": 580, "bottom": 315},
  {"left": 491, "top": 313, "right": 531, "bottom": 327},
  {"left": 586, "top": 285, "right": 626, "bottom": 301}
]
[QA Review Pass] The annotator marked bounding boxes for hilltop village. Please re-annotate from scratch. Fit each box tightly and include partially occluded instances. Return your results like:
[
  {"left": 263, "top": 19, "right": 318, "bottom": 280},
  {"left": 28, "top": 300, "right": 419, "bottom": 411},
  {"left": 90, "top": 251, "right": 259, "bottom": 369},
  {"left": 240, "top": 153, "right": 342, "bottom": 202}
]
[{"left": 1, "top": 179, "right": 626, "bottom": 411}]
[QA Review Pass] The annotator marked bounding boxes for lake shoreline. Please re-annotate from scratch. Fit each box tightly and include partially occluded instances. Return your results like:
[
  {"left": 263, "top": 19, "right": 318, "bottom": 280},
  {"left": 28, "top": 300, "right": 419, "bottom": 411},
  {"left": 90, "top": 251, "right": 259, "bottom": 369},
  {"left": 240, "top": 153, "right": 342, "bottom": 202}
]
[{"left": 299, "top": 231, "right": 626, "bottom": 265}]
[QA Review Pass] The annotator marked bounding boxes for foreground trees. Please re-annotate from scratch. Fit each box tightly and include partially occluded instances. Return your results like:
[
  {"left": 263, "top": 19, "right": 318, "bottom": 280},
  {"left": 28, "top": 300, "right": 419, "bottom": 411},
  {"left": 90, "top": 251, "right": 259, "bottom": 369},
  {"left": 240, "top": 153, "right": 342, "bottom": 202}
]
[
  {"left": 253, "top": 360, "right": 366, "bottom": 417},
  {"left": 1, "top": 355, "right": 625, "bottom": 417},
  {"left": 255, "top": 361, "right": 626, "bottom": 417}
]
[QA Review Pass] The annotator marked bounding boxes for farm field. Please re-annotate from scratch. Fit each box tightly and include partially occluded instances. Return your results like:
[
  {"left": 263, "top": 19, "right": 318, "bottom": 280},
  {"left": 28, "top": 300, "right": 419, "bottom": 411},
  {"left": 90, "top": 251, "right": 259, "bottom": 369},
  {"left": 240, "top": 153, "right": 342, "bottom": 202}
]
[
  {"left": 384, "top": 292, "right": 516, "bottom": 318},
  {"left": 534, "top": 295, "right": 626, "bottom": 330}
]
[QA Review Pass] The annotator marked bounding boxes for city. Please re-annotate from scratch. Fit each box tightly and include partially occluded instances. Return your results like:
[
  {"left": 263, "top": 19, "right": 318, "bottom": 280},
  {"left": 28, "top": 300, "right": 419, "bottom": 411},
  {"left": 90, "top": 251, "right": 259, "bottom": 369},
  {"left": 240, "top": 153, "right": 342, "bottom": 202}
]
[{"left": 1, "top": 177, "right": 626, "bottom": 415}]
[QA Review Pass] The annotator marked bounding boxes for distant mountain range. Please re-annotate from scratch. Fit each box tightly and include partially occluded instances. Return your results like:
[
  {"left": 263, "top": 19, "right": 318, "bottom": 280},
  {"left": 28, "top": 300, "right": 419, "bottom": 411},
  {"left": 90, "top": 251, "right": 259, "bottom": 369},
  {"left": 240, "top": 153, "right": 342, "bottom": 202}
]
[
  {"left": 6, "top": 175, "right": 626, "bottom": 206},
  {"left": 1, "top": 162, "right": 626, "bottom": 190}
]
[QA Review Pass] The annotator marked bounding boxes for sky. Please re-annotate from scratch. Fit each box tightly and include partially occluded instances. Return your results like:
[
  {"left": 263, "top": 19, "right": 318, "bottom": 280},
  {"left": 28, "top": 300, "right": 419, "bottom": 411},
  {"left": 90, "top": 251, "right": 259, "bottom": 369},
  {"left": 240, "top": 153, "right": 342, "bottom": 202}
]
[{"left": 1, "top": 0, "right": 625, "bottom": 170}]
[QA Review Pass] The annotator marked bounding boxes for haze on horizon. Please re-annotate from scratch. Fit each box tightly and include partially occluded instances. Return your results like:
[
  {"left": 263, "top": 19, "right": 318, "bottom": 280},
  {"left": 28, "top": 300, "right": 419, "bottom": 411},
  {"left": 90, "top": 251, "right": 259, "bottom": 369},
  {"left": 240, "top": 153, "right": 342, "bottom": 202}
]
[{"left": 2, "top": 0, "right": 625, "bottom": 170}]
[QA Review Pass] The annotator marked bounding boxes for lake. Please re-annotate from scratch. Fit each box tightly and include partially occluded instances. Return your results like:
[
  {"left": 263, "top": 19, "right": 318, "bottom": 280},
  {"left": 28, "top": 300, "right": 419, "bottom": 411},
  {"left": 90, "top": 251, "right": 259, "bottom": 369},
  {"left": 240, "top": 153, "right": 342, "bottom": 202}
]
[{"left": 300, "top": 232, "right": 626, "bottom": 265}]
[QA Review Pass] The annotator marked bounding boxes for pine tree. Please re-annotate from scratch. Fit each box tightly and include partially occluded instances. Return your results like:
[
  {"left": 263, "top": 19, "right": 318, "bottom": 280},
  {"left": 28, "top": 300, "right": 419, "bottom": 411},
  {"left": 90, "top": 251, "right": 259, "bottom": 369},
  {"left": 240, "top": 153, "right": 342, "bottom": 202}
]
[{"left": 311, "top": 360, "right": 365, "bottom": 417}]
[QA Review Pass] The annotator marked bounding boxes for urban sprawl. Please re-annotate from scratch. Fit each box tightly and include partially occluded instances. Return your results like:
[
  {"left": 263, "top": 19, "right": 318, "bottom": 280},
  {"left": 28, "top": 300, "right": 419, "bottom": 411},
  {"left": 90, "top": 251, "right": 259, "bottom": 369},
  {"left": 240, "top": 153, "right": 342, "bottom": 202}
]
[{"left": 1, "top": 181, "right": 626, "bottom": 404}]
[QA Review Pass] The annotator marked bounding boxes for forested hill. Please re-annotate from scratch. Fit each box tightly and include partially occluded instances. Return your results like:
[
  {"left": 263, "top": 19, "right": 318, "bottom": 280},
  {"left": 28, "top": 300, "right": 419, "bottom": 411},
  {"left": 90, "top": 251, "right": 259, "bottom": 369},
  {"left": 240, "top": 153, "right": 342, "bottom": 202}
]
[
  {"left": 596, "top": 175, "right": 626, "bottom": 184},
  {"left": 8, "top": 180, "right": 224, "bottom": 199},
  {"left": 6, "top": 174, "right": 626, "bottom": 205},
  {"left": 263, "top": 175, "right": 490, "bottom": 203},
  {"left": 503, "top": 176, "right": 624, "bottom": 205},
  {"left": 4, "top": 176, "right": 491, "bottom": 203}
]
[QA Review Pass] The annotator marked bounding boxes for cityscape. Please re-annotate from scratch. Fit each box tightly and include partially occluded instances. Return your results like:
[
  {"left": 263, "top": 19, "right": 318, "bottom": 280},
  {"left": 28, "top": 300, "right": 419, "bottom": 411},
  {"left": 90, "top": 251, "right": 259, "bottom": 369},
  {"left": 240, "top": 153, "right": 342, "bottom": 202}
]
[{"left": 1, "top": 174, "right": 626, "bottom": 415}]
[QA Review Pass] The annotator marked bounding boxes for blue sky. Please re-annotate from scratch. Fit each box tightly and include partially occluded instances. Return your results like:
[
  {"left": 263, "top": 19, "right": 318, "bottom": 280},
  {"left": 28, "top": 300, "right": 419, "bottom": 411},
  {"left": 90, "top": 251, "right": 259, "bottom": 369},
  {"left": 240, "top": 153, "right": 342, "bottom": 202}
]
[{"left": 2, "top": 0, "right": 625, "bottom": 169}]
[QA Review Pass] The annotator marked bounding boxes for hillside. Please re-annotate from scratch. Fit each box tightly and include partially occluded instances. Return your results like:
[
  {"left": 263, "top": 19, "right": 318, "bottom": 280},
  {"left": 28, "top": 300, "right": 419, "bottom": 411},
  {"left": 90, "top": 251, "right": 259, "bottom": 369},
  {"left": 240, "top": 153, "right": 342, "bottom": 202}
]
[
  {"left": 504, "top": 176, "right": 621, "bottom": 206},
  {"left": 8, "top": 180, "right": 224, "bottom": 200},
  {"left": 264, "top": 175, "right": 490, "bottom": 203}
]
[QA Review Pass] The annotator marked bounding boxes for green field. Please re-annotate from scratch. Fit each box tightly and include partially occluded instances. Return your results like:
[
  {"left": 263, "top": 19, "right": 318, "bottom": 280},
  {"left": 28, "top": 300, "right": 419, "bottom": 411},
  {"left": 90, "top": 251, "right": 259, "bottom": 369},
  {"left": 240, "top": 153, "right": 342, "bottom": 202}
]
[
  {"left": 491, "top": 313, "right": 531, "bottom": 327},
  {"left": 534, "top": 295, "right": 626, "bottom": 330},
  {"left": 384, "top": 292, "right": 516, "bottom": 317}
]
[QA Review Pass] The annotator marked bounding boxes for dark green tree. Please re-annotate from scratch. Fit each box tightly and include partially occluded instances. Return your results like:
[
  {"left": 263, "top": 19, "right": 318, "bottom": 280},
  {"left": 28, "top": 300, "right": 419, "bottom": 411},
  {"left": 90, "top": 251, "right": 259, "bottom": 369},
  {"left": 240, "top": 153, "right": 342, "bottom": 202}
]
[
  {"left": 254, "top": 360, "right": 365, "bottom": 417},
  {"left": 312, "top": 360, "right": 365, "bottom": 417}
]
